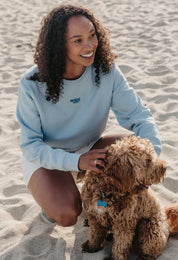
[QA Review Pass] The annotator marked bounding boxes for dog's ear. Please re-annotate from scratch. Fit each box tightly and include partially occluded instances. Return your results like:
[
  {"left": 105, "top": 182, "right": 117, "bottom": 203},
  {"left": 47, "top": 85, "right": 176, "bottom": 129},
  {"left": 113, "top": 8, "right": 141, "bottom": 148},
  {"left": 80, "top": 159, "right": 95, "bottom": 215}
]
[{"left": 105, "top": 150, "right": 135, "bottom": 193}]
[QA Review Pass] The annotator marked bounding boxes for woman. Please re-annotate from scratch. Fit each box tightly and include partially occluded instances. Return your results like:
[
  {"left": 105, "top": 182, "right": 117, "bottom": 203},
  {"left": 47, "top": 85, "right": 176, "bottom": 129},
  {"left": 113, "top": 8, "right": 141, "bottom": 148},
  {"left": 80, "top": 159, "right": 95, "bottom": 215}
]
[{"left": 16, "top": 4, "right": 161, "bottom": 226}]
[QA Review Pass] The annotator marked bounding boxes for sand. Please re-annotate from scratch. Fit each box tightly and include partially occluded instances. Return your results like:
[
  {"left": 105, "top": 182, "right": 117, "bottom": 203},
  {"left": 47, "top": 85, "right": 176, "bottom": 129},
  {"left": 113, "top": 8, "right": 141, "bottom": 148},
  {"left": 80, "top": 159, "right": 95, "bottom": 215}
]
[{"left": 0, "top": 0, "right": 178, "bottom": 259}]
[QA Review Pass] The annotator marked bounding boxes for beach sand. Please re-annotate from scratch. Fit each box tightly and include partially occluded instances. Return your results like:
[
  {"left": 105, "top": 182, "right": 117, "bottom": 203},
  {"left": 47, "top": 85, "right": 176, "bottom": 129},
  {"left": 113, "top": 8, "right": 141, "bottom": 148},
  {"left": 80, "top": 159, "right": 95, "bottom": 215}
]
[{"left": 0, "top": 0, "right": 178, "bottom": 259}]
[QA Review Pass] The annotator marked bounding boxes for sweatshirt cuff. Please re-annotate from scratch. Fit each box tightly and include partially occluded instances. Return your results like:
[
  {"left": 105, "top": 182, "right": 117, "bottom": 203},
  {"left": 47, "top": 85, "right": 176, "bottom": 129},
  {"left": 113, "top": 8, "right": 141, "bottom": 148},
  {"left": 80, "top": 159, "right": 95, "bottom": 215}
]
[{"left": 63, "top": 152, "right": 81, "bottom": 172}]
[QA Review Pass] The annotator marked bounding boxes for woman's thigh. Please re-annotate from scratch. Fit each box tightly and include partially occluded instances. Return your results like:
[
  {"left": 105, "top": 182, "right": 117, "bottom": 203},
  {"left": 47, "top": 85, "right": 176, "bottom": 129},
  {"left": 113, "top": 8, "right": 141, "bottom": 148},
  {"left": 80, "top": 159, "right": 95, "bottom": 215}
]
[
  {"left": 91, "top": 133, "right": 132, "bottom": 150},
  {"left": 28, "top": 168, "right": 82, "bottom": 226}
]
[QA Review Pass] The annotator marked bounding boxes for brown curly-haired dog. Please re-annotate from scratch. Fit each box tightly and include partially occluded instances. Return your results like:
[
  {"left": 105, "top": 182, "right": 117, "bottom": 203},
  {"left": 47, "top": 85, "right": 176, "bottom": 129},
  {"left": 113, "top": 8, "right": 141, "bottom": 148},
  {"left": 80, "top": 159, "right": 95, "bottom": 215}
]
[{"left": 81, "top": 136, "right": 178, "bottom": 260}]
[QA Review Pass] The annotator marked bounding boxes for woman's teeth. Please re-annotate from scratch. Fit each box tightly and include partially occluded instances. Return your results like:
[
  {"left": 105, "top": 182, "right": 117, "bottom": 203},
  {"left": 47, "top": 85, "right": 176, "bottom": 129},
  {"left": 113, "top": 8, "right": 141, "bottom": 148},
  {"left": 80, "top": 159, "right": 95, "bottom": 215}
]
[{"left": 81, "top": 52, "right": 93, "bottom": 58}]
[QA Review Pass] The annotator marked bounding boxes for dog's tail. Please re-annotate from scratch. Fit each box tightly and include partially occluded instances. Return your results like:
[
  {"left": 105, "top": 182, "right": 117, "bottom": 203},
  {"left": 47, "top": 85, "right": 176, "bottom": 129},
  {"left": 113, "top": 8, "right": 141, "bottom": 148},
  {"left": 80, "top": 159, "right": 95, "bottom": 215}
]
[{"left": 165, "top": 204, "right": 178, "bottom": 235}]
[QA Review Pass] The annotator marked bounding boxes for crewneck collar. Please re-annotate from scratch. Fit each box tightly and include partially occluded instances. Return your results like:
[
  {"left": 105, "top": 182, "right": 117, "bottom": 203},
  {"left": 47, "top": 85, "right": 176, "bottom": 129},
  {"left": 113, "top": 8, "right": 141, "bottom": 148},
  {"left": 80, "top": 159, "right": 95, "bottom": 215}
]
[{"left": 63, "top": 65, "right": 91, "bottom": 86}]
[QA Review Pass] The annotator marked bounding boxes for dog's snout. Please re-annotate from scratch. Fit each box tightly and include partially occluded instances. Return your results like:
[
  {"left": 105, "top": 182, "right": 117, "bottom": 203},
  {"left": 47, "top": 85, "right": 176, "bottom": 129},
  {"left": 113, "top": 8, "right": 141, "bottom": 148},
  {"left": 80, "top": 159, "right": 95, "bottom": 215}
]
[
  {"left": 158, "top": 161, "right": 167, "bottom": 177},
  {"left": 162, "top": 165, "right": 167, "bottom": 175}
]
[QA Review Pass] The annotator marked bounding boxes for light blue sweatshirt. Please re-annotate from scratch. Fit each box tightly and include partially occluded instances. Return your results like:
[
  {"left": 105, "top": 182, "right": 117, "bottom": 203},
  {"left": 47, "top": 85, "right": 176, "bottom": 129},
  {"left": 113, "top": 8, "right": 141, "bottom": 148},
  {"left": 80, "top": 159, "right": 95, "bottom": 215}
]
[{"left": 16, "top": 62, "right": 161, "bottom": 172}]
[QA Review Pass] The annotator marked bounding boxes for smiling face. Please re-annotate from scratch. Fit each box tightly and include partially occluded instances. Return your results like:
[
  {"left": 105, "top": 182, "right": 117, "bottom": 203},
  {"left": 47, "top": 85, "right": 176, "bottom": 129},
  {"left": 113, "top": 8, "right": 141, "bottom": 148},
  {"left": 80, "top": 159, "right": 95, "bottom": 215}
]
[{"left": 64, "top": 15, "right": 98, "bottom": 79}]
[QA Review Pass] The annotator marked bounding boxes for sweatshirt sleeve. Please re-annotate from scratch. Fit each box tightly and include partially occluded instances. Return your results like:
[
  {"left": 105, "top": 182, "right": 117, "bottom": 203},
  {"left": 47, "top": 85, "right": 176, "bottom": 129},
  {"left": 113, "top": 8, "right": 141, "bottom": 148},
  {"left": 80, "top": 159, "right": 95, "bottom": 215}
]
[
  {"left": 111, "top": 64, "right": 162, "bottom": 155},
  {"left": 16, "top": 80, "right": 80, "bottom": 171}
]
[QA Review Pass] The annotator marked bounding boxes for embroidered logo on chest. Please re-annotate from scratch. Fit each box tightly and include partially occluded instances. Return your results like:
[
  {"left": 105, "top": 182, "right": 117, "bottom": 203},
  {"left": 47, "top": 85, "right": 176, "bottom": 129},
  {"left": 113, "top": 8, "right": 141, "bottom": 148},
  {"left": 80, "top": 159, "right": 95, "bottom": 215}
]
[{"left": 70, "top": 98, "right": 80, "bottom": 104}]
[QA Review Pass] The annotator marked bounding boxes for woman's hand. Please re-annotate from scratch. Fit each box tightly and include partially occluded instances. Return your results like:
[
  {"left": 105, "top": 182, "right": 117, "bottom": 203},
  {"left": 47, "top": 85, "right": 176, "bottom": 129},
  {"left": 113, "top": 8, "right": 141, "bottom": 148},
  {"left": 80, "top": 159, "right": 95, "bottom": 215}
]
[{"left": 78, "top": 149, "right": 107, "bottom": 173}]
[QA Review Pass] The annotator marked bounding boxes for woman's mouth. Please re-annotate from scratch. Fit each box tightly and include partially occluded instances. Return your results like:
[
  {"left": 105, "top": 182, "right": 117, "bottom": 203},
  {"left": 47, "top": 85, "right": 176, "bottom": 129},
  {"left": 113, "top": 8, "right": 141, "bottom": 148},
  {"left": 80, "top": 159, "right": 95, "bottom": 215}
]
[{"left": 80, "top": 51, "right": 94, "bottom": 58}]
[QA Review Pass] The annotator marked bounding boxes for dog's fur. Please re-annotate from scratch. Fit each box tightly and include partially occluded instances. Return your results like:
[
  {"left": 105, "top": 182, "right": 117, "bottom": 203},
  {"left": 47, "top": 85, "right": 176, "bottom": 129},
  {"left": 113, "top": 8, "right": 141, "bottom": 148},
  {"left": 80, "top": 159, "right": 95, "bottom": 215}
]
[
  {"left": 81, "top": 136, "right": 178, "bottom": 260},
  {"left": 165, "top": 204, "right": 178, "bottom": 236}
]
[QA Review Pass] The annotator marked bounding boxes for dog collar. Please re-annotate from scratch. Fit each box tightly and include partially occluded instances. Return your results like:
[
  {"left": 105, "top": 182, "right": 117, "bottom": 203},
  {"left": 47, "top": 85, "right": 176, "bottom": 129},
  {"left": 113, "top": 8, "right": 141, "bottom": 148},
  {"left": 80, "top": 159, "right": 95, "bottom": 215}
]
[
  {"left": 97, "top": 190, "right": 113, "bottom": 208},
  {"left": 100, "top": 190, "right": 113, "bottom": 199}
]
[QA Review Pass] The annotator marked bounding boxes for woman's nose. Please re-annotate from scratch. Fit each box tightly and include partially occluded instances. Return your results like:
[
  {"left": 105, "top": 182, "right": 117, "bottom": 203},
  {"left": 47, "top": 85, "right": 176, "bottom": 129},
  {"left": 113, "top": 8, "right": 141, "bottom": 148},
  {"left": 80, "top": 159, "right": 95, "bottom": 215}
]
[{"left": 83, "top": 41, "right": 93, "bottom": 50}]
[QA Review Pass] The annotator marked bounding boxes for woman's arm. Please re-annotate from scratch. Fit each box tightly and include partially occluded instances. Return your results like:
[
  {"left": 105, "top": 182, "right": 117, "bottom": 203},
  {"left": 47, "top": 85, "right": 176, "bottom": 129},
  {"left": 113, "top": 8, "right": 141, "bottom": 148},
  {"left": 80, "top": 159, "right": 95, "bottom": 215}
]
[
  {"left": 111, "top": 65, "right": 161, "bottom": 155},
  {"left": 16, "top": 82, "right": 81, "bottom": 171}
]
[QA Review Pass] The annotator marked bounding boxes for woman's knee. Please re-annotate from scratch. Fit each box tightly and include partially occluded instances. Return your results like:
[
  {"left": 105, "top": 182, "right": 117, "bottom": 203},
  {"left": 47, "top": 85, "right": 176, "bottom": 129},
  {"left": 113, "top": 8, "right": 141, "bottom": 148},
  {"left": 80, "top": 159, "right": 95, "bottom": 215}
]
[
  {"left": 50, "top": 201, "right": 82, "bottom": 227},
  {"left": 46, "top": 192, "right": 82, "bottom": 227},
  {"left": 57, "top": 209, "right": 78, "bottom": 227},
  {"left": 28, "top": 168, "right": 82, "bottom": 226}
]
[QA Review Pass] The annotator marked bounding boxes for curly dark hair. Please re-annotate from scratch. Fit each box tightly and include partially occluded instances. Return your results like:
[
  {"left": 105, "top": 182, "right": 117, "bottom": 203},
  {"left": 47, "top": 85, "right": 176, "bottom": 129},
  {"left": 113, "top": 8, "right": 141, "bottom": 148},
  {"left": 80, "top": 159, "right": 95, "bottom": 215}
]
[{"left": 30, "top": 4, "right": 117, "bottom": 103}]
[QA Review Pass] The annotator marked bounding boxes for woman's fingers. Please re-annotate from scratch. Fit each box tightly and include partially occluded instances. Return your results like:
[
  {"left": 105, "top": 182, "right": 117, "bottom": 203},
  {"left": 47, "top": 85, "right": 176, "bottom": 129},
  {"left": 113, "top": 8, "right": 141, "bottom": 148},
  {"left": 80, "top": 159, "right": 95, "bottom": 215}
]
[
  {"left": 78, "top": 149, "right": 107, "bottom": 172},
  {"left": 89, "top": 149, "right": 107, "bottom": 158},
  {"left": 93, "top": 158, "right": 105, "bottom": 168}
]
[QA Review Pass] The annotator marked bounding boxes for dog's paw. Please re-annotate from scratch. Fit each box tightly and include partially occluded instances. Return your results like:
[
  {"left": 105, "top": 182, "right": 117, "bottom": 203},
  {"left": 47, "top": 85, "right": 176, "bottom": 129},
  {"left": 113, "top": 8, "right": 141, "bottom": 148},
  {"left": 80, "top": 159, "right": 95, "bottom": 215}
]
[{"left": 81, "top": 240, "right": 102, "bottom": 253}]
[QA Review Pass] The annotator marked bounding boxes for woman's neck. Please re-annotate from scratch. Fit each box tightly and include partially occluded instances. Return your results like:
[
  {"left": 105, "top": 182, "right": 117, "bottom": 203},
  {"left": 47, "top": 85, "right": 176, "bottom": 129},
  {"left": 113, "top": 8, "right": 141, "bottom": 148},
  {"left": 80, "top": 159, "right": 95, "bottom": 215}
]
[{"left": 63, "top": 66, "right": 86, "bottom": 80}]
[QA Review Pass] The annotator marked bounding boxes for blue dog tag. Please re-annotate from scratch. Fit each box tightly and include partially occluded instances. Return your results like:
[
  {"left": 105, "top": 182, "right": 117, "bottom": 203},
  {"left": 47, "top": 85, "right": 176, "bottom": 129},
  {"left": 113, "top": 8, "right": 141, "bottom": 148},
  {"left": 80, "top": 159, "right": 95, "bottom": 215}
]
[{"left": 98, "top": 200, "right": 107, "bottom": 208}]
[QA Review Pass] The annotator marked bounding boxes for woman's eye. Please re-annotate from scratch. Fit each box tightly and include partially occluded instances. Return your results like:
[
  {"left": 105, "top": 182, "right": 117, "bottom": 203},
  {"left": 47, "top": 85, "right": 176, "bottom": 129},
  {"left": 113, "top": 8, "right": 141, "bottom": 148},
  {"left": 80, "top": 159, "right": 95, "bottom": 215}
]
[
  {"left": 74, "top": 39, "right": 82, "bottom": 43},
  {"left": 90, "top": 33, "right": 96, "bottom": 38}
]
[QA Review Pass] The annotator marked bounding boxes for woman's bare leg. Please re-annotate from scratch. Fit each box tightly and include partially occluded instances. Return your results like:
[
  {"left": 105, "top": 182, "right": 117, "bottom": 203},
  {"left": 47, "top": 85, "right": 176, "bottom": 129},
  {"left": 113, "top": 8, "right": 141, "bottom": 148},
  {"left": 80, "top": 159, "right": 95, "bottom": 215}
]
[
  {"left": 28, "top": 168, "right": 82, "bottom": 227},
  {"left": 28, "top": 133, "right": 131, "bottom": 226},
  {"left": 91, "top": 133, "right": 131, "bottom": 150}
]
